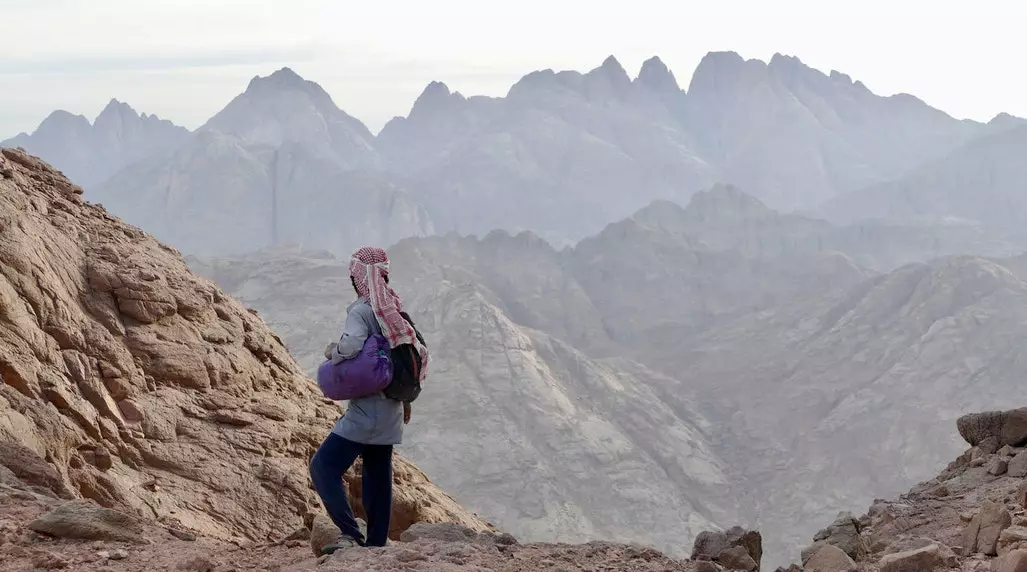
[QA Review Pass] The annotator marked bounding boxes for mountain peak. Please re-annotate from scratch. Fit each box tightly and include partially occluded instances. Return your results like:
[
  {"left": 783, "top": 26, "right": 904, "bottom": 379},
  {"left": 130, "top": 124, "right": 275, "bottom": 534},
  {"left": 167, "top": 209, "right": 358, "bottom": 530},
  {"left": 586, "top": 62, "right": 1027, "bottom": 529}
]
[
  {"left": 683, "top": 183, "right": 776, "bottom": 220},
  {"left": 687, "top": 51, "right": 765, "bottom": 95},
  {"left": 409, "top": 81, "right": 466, "bottom": 119},
  {"left": 584, "top": 55, "right": 632, "bottom": 97},
  {"left": 636, "top": 56, "right": 680, "bottom": 93},
  {"left": 95, "top": 98, "right": 139, "bottom": 125},
  {"left": 244, "top": 67, "right": 321, "bottom": 97}
]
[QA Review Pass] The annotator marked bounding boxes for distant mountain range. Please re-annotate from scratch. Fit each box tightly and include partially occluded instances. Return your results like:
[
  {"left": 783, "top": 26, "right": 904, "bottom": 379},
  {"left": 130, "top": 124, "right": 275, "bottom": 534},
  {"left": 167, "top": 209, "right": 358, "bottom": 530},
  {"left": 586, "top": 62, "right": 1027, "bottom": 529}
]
[
  {"left": 187, "top": 185, "right": 1027, "bottom": 564},
  {"left": 5, "top": 52, "right": 1026, "bottom": 256}
]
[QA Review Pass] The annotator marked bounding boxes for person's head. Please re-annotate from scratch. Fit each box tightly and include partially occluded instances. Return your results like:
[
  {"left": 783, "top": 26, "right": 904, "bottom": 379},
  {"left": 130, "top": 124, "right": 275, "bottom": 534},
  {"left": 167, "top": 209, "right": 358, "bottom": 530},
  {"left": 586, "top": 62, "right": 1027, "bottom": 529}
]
[{"left": 349, "top": 246, "right": 390, "bottom": 298}]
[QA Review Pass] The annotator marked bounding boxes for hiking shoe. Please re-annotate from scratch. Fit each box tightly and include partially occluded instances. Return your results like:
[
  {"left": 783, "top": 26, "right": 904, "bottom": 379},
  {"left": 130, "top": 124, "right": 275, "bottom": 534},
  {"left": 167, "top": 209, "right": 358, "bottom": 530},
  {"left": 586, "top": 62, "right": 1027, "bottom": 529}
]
[{"left": 321, "top": 534, "right": 362, "bottom": 555}]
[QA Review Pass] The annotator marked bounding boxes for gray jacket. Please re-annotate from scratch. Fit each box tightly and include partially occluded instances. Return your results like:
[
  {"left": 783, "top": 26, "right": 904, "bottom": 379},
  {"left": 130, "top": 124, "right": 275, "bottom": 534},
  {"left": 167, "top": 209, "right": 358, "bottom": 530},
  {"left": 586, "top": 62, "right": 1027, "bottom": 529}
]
[{"left": 328, "top": 298, "right": 404, "bottom": 445}]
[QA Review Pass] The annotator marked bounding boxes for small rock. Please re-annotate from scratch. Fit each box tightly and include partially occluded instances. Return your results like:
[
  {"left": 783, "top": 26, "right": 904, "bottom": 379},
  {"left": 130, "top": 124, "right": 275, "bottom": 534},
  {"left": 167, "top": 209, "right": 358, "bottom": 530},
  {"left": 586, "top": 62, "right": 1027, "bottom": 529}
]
[
  {"left": 1000, "top": 445, "right": 1021, "bottom": 457},
  {"left": 109, "top": 549, "right": 128, "bottom": 560},
  {"left": 177, "top": 555, "right": 216, "bottom": 572},
  {"left": 283, "top": 527, "right": 310, "bottom": 541},
  {"left": 991, "top": 458, "right": 1010, "bottom": 476},
  {"left": 168, "top": 528, "right": 197, "bottom": 541},
  {"left": 694, "top": 562, "right": 721, "bottom": 572},
  {"left": 1018, "top": 483, "right": 1027, "bottom": 510},
  {"left": 999, "top": 526, "right": 1027, "bottom": 555},
  {"left": 804, "top": 544, "right": 857, "bottom": 572},
  {"left": 309, "top": 514, "right": 341, "bottom": 556},
  {"left": 971, "top": 457, "right": 988, "bottom": 467},
  {"left": 1010, "top": 451, "right": 1027, "bottom": 477},
  {"left": 717, "top": 545, "right": 757, "bottom": 571},
  {"left": 994, "top": 549, "right": 1027, "bottom": 572},
  {"left": 878, "top": 544, "right": 953, "bottom": 572}
]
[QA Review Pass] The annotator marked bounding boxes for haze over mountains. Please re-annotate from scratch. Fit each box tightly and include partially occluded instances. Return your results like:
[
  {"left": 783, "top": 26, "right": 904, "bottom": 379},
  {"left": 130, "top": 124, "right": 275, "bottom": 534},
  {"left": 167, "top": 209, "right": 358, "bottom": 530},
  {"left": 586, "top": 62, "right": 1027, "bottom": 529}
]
[
  {"left": 6, "top": 49, "right": 1027, "bottom": 567},
  {"left": 6, "top": 51, "right": 1026, "bottom": 256}
]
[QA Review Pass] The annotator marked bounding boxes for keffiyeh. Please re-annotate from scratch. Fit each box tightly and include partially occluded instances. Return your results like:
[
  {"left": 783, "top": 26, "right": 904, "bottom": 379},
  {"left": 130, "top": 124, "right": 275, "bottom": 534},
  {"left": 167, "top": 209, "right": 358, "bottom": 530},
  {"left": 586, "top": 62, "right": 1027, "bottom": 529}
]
[{"left": 349, "top": 246, "right": 429, "bottom": 381}]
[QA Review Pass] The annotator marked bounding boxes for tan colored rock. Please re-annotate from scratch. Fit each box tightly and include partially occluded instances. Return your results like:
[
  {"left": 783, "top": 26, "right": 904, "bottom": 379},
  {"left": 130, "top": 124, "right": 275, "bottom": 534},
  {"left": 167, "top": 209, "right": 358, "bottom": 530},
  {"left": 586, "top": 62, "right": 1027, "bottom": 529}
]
[
  {"left": 27, "top": 500, "right": 145, "bottom": 543},
  {"left": 309, "top": 514, "right": 342, "bottom": 556},
  {"left": 1009, "top": 451, "right": 1027, "bottom": 478},
  {"left": 999, "top": 526, "right": 1027, "bottom": 555},
  {"left": 990, "top": 457, "right": 1010, "bottom": 476},
  {"left": 0, "top": 148, "right": 492, "bottom": 548},
  {"left": 980, "top": 502, "right": 1015, "bottom": 556},
  {"left": 878, "top": 544, "right": 954, "bottom": 572},
  {"left": 803, "top": 544, "right": 857, "bottom": 572},
  {"left": 1017, "top": 483, "right": 1027, "bottom": 510},
  {"left": 994, "top": 549, "right": 1027, "bottom": 572},
  {"left": 718, "top": 545, "right": 758, "bottom": 571}
]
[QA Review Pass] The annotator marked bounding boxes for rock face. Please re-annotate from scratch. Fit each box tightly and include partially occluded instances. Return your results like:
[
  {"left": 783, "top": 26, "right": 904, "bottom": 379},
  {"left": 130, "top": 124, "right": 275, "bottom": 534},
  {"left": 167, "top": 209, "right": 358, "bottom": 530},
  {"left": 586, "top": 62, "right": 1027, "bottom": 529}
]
[
  {"left": 810, "top": 513, "right": 867, "bottom": 561},
  {"left": 957, "top": 409, "right": 1027, "bottom": 448},
  {"left": 963, "top": 501, "right": 1012, "bottom": 556},
  {"left": 0, "top": 148, "right": 490, "bottom": 544},
  {"left": 877, "top": 544, "right": 954, "bottom": 572},
  {"left": 1, "top": 100, "right": 189, "bottom": 187},
  {"left": 803, "top": 544, "right": 856, "bottom": 572},
  {"left": 691, "top": 526, "right": 763, "bottom": 570}
]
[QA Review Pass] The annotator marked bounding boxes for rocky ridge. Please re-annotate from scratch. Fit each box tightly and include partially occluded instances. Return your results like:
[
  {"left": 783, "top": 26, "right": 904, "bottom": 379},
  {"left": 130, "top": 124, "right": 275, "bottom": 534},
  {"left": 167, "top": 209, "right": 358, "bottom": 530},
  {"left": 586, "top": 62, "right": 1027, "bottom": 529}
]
[{"left": 0, "top": 148, "right": 489, "bottom": 558}]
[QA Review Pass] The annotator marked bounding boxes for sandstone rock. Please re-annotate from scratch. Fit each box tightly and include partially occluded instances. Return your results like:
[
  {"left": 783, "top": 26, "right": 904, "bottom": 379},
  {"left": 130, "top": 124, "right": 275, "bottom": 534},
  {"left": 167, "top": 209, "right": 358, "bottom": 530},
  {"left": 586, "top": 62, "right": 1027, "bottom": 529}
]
[
  {"left": 691, "top": 526, "right": 762, "bottom": 570},
  {"left": 718, "top": 545, "right": 758, "bottom": 571},
  {"left": 878, "top": 544, "right": 954, "bottom": 572},
  {"left": 803, "top": 544, "right": 857, "bottom": 572},
  {"left": 995, "top": 549, "right": 1027, "bottom": 572},
  {"left": 0, "top": 443, "right": 72, "bottom": 498},
  {"left": 1009, "top": 451, "right": 1027, "bottom": 477},
  {"left": 811, "top": 512, "right": 867, "bottom": 560},
  {"left": 959, "top": 409, "right": 1027, "bottom": 448},
  {"left": 991, "top": 458, "right": 1010, "bottom": 476},
  {"left": 0, "top": 148, "right": 491, "bottom": 551},
  {"left": 1000, "top": 446, "right": 1021, "bottom": 457},
  {"left": 28, "top": 500, "right": 145, "bottom": 543},
  {"left": 964, "top": 501, "right": 1013, "bottom": 556},
  {"left": 1000, "top": 527, "right": 1027, "bottom": 555},
  {"left": 309, "top": 514, "right": 341, "bottom": 556}
]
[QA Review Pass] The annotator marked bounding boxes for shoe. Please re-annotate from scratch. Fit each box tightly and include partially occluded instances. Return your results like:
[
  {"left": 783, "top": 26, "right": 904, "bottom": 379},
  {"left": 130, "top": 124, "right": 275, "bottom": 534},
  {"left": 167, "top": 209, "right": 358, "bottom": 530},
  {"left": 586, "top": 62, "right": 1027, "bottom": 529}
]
[{"left": 321, "top": 534, "right": 362, "bottom": 555}]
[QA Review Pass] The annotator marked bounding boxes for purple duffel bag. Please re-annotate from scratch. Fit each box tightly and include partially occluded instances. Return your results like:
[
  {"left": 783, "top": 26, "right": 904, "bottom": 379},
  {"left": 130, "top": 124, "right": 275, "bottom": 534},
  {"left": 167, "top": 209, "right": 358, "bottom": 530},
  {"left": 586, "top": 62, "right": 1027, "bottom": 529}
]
[{"left": 317, "top": 334, "right": 393, "bottom": 401}]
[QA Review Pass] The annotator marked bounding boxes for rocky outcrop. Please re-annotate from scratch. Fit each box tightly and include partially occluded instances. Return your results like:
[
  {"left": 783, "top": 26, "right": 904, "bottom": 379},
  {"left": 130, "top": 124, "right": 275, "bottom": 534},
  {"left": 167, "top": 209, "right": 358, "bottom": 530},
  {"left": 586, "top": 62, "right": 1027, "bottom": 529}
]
[
  {"left": 0, "top": 148, "right": 490, "bottom": 546},
  {"left": 691, "top": 526, "right": 762, "bottom": 570},
  {"left": 958, "top": 409, "right": 1027, "bottom": 449}
]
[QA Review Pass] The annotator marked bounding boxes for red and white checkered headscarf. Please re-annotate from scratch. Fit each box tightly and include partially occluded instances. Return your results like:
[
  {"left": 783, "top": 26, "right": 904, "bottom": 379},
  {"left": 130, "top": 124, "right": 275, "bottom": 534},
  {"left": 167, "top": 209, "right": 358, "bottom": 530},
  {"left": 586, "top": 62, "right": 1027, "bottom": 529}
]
[{"left": 349, "top": 246, "right": 429, "bottom": 381}]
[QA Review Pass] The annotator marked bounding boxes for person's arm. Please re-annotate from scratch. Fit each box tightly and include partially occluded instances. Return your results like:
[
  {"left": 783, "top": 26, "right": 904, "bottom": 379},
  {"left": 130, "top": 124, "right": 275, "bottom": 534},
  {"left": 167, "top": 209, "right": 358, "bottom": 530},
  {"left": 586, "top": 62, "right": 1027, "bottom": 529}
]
[{"left": 331, "top": 305, "right": 371, "bottom": 361}]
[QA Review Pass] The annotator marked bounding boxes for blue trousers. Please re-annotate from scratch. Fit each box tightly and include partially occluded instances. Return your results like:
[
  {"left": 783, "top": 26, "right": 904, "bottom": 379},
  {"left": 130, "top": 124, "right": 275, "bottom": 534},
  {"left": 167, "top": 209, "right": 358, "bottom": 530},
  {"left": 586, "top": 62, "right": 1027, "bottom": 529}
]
[{"left": 309, "top": 433, "right": 394, "bottom": 546}]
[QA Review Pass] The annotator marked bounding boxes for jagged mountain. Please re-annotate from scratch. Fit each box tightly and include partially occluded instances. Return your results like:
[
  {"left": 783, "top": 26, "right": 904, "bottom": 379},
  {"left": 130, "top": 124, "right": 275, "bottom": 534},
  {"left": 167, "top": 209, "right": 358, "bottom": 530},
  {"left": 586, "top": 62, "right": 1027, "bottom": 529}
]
[
  {"left": 203, "top": 67, "right": 379, "bottom": 169},
  {"left": 683, "top": 52, "right": 986, "bottom": 210},
  {"left": 820, "top": 124, "right": 1027, "bottom": 242},
  {"left": 1, "top": 99, "right": 189, "bottom": 187},
  {"left": 91, "top": 131, "right": 432, "bottom": 256},
  {"left": 88, "top": 69, "right": 433, "bottom": 257},
  {"left": 12, "top": 53, "right": 1025, "bottom": 256},
  {"left": 377, "top": 55, "right": 714, "bottom": 244}
]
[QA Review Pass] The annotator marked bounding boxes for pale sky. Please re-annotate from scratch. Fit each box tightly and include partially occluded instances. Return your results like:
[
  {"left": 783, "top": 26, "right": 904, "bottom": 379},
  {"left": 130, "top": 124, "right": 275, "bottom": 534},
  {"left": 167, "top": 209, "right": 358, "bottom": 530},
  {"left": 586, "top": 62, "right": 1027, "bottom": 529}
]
[{"left": 2, "top": 0, "right": 1023, "bottom": 138}]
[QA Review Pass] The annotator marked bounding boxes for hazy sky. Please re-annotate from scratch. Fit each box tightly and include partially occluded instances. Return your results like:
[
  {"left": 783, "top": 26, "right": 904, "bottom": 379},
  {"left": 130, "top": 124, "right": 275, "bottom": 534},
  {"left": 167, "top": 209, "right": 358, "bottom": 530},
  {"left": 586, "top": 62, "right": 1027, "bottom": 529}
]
[{"left": 2, "top": 0, "right": 1023, "bottom": 137}]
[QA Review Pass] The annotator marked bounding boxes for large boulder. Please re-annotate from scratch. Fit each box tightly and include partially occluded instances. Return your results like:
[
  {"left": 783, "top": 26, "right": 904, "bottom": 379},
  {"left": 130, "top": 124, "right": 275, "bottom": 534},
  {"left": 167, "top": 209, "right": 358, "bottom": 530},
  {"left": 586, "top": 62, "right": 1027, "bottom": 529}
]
[
  {"left": 691, "top": 526, "right": 762, "bottom": 570},
  {"left": 803, "top": 544, "right": 857, "bottom": 572},
  {"left": 807, "top": 512, "right": 867, "bottom": 561},
  {"left": 878, "top": 544, "right": 955, "bottom": 572},
  {"left": 27, "top": 499, "right": 145, "bottom": 542},
  {"left": 958, "top": 409, "right": 1027, "bottom": 448},
  {"left": 962, "top": 500, "right": 1012, "bottom": 556}
]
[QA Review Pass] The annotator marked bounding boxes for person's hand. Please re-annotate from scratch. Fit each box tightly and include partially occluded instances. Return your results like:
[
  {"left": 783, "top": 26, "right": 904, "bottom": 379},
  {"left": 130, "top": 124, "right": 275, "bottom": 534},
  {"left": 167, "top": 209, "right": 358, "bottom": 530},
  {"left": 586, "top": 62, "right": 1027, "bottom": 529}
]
[
  {"left": 324, "top": 342, "right": 337, "bottom": 360},
  {"left": 403, "top": 402, "right": 412, "bottom": 424}
]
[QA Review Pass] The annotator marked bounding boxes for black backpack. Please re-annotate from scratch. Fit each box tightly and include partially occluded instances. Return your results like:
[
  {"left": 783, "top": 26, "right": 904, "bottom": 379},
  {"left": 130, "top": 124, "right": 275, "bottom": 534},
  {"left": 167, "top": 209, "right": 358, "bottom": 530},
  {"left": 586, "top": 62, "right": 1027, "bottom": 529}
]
[{"left": 383, "top": 311, "right": 425, "bottom": 403}]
